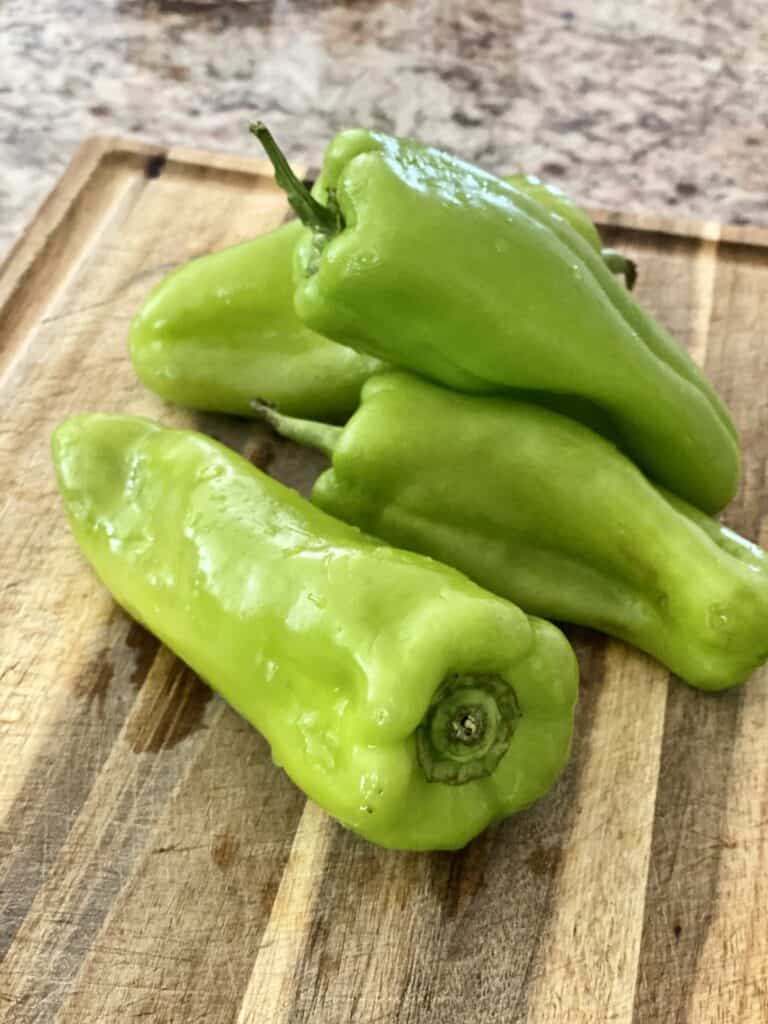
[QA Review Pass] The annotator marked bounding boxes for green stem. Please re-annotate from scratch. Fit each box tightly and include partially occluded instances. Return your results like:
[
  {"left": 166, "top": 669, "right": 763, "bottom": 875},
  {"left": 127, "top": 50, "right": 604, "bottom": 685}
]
[
  {"left": 601, "top": 247, "right": 638, "bottom": 290},
  {"left": 251, "top": 401, "right": 342, "bottom": 459},
  {"left": 416, "top": 673, "right": 520, "bottom": 785},
  {"left": 250, "top": 122, "right": 341, "bottom": 236}
]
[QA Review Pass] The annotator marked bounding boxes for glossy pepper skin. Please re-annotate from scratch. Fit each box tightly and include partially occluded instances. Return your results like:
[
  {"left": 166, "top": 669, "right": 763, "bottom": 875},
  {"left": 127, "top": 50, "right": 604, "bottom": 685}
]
[
  {"left": 254, "top": 125, "right": 739, "bottom": 514},
  {"left": 52, "top": 413, "right": 578, "bottom": 851},
  {"left": 504, "top": 174, "right": 636, "bottom": 289},
  {"left": 129, "top": 220, "right": 382, "bottom": 422},
  {"left": 128, "top": 176, "right": 629, "bottom": 423},
  {"left": 263, "top": 371, "right": 768, "bottom": 691}
]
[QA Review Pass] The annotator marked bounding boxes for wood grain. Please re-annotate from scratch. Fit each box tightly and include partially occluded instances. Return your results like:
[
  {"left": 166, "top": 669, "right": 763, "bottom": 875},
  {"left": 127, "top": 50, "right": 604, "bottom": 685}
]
[{"left": 1, "top": 138, "right": 767, "bottom": 1023}]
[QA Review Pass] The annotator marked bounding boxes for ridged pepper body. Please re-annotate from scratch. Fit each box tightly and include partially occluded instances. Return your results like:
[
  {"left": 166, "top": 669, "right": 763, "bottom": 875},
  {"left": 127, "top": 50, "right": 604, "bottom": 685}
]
[
  {"left": 52, "top": 414, "right": 577, "bottom": 850},
  {"left": 283, "top": 129, "right": 738, "bottom": 513},
  {"left": 269, "top": 372, "right": 767, "bottom": 691}
]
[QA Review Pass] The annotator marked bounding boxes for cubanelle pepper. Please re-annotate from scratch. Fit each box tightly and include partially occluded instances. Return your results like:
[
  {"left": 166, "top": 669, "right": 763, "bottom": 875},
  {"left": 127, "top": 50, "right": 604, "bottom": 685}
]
[
  {"left": 254, "top": 124, "right": 739, "bottom": 514},
  {"left": 52, "top": 413, "right": 578, "bottom": 851},
  {"left": 129, "top": 220, "right": 382, "bottom": 422},
  {"left": 261, "top": 371, "right": 768, "bottom": 691},
  {"left": 128, "top": 172, "right": 632, "bottom": 421}
]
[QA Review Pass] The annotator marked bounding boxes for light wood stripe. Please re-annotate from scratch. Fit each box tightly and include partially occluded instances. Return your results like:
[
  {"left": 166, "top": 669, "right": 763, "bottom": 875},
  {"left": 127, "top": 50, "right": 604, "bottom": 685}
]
[
  {"left": 687, "top": 680, "right": 768, "bottom": 1022},
  {"left": 688, "top": 226, "right": 721, "bottom": 367},
  {"left": 525, "top": 644, "right": 667, "bottom": 1023},
  {"left": 236, "top": 801, "right": 334, "bottom": 1024},
  {"left": 631, "top": 683, "right": 745, "bottom": 1023}
]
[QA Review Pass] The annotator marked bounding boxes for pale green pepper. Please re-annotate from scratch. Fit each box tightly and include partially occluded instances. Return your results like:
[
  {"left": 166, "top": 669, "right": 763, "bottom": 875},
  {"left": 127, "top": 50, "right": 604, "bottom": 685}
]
[
  {"left": 52, "top": 413, "right": 578, "bottom": 850},
  {"left": 254, "top": 123, "right": 739, "bottom": 514},
  {"left": 129, "top": 220, "right": 382, "bottom": 422},
  {"left": 261, "top": 371, "right": 768, "bottom": 691}
]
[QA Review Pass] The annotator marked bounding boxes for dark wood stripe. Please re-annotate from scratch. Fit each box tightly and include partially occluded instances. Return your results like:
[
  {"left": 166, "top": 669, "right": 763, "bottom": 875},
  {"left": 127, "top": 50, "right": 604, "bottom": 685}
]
[
  {"left": 2, "top": 665, "right": 221, "bottom": 1022},
  {"left": 283, "top": 629, "right": 606, "bottom": 1023},
  {"left": 599, "top": 223, "right": 702, "bottom": 255},
  {"left": 124, "top": 658, "right": 211, "bottom": 753},
  {"left": 1, "top": 621, "right": 308, "bottom": 1023},
  {"left": 0, "top": 616, "right": 157, "bottom": 962},
  {"left": 51, "top": 702, "right": 307, "bottom": 1023},
  {"left": 595, "top": 211, "right": 768, "bottom": 249}
]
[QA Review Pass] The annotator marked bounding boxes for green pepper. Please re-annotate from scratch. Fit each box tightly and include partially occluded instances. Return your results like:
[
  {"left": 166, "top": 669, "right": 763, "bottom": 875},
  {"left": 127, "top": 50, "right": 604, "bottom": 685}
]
[
  {"left": 254, "top": 124, "right": 739, "bottom": 514},
  {"left": 52, "top": 413, "right": 578, "bottom": 850},
  {"left": 129, "top": 220, "right": 382, "bottom": 422},
  {"left": 504, "top": 173, "right": 636, "bottom": 289},
  {"left": 261, "top": 371, "right": 768, "bottom": 691},
  {"left": 128, "top": 174, "right": 628, "bottom": 423}
]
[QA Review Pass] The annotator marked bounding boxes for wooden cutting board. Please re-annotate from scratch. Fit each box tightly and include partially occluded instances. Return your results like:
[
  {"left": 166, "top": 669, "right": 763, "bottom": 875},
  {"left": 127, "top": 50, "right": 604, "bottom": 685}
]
[{"left": 1, "top": 137, "right": 767, "bottom": 1024}]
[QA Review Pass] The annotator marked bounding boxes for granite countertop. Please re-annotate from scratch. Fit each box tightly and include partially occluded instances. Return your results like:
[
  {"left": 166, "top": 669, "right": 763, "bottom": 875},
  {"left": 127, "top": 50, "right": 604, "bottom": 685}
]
[{"left": 1, "top": 0, "right": 766, "bottom": 258}]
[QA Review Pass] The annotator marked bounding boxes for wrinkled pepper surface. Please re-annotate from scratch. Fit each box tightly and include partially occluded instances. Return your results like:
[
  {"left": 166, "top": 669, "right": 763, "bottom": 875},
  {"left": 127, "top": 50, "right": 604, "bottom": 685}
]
[
  {"left": 52, "top": 413, "right": 578, "bottom": 850},
  {"left": 128, "top": 174, "right": 629, "bottom": 422},
  {"left": 129, "top": 220, "right": 382, "bottom": 422},
  {"left": 254, "top": 124, "right": 739, "bottom": 514},
  {"left": 263, "top": 371, "right": 768, "bottom": 691}
]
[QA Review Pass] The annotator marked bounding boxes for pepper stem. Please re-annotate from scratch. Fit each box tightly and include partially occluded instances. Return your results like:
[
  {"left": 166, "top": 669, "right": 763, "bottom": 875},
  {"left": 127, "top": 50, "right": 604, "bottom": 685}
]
[
  {"left": 601, "top": 248, "right": 638, "bottom": 290},
  {"left": 416, "top": 673, "right": 521, "bottom": 785},
  {"left": 250, "top": 122, "right": 342, "bottom": 236},
  {"left": 251, "top": 401, "right": 342, "bottom": 459}
]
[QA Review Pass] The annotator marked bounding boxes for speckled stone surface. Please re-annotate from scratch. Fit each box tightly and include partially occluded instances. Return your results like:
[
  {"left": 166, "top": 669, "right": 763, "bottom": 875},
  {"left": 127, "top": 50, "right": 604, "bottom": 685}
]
[{"left": 1, "top": 0, "right": 766, "bottom": 257}]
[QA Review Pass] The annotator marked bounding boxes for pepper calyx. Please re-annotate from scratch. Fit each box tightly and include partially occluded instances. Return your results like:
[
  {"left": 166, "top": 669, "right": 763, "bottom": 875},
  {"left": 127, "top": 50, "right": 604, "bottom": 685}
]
[{"left": 416, "top": 673, "right": 521, "bottom": 785}]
